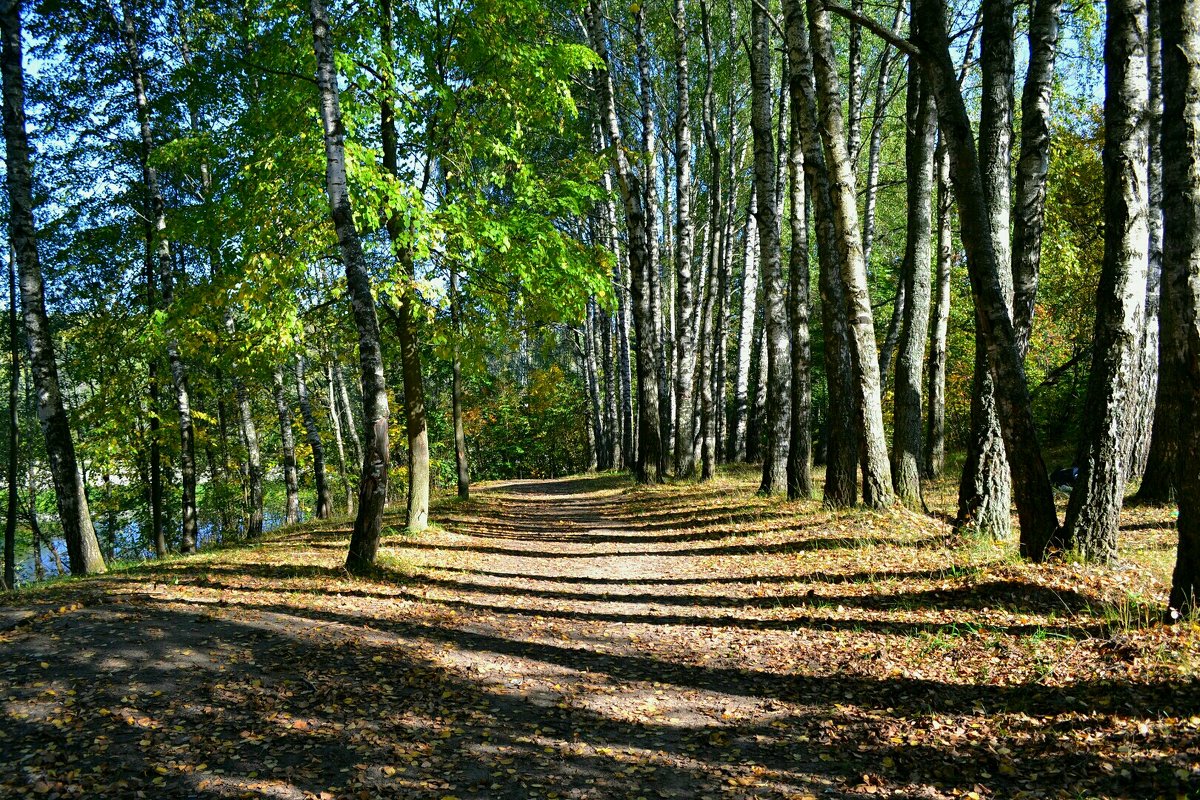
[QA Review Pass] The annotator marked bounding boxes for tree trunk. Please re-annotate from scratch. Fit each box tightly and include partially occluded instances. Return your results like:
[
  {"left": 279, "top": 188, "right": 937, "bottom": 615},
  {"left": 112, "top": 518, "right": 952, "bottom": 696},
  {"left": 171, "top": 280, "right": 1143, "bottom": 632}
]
[
  {"left": 116, "top": 0, "right": 198, "bottom": 555},
  {"left": 955, "top": 0, "right": 1015, "bottom": 540},
  {"left": 746, "top": 312, "right": 768, "bottom": 463},
  {"left": 845, "top": 0, "right": 864, "bottom": 164},
  {"left": 715, "top": 55, "right": 742, "bottom": 464},
  {"left": 925, "top": 137, "right": 952, "bottom": 479},
  {"left": 892, "top": 45, "right": 937, "bottom": 508},
  {"left": 581, "top": 305, "right": 603, "bottom": 472},
  {"left": 379, "top": 0, "right": 429, "bottom": 532},
  {"left": 786, "top": 0, "right": 858, "bottom": 507},
  {"left": 272, "top": 369, "right": 300, "bottom": 525},
  {"left": 786, "top": 62, "right": 813, "bottom": 500},
  {"left": 234, "top": 374, "right": 263, "bottom": 538},
  {"left": 601, "top": 306, "right": 618, "bottom": 470},
  {"left": 589, "top": 0, "right": 662, "bottom": 483},
  {"left": 5, "top": 247, "right": 17, "bottom": 589},
  {"left": 877, "top": 282, "right": 906, "bottom": 390},
  {"left": 599, "top": 150, "right": 635, "bottom": 470},
  {"left": 1011, "top": 0, "right": 1064, "bottom": 356},
  {"left": 215, "top": 388, "right": 235, "bottom": 536},
  {"left": 698, "top": 226, "right": 719, "bottom": 480},
  {"left": 324, "top": 359, "right": 354, "bottom": 514},
  {"left": 296, "top": 357, "right": 333, "bottom": 520},
  {"left": 912, "top": 0, "right": 1060, "bottom": 558},
  {"left": 861, "top": 3, "right": 905, "bottom": 271},
  {"left": 1137, "top": 0, "right": 1181, "bottom": 503},
  {"left": 1126, "top": 0, "right": 1163, "bottom": 477},
  {"left": 578, "top": 324, "right": 600, "bottom": 472},
  {"left": 805, "top": 0, "right": 893, "bottom": 508},
  {"left": 333, "top": 365, "right": 363, "bottom": 471},
  {"left": 1059, "top": 0, "right": 1149, "bottom": 562},
  {"left": 729, "top": 188, "right": 759, "bottom": 462},
  {"left": 633, "top": 5, "right": 670, "bottom": 479},
  {"left": 449, "top": 263, "right": 471, "bottom": 498},
  {"left": 1162, "top": 0, "right": 1200, "bottom": 615},
  {"left": 673, "top": 0, "right": 698, "bottom": 478},
  {"left": 0, "top": 0, "right": 104, "bottom": 575},
  {"left": 1136, "top": 251, "right": 1189, "bottom": 504},
  {"left": 924, "top": 21, "right": 983, "bottom": 484},
  {"left": 311, "top": 0, "right": 392, "bottom": 569},
  {"left": 750, "top": 0, "right": 791, "bottom": 493}
]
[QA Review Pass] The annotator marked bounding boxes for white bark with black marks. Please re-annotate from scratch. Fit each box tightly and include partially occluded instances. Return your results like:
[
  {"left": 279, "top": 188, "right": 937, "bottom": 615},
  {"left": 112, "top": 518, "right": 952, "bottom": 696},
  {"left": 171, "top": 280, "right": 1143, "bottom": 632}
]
[
  {"left": 750, "top": 0, "right": 791, "bottom": 493},
  {"left": 1060, "top": 0, "right": 1149, "bottom": 562},
  {"left": 806, "top": 0, "right": 893, "bottom": 508},
  {"left": 911, "top": 0, "right": 1060, "bottom": 558},
  {"left": 588, "top": 0, "right": 661, "bottom": 482},
  {"left": 311, "top": 0, "right": 392, "bottom": 569},
  {"left": 296, "top": 357, "right": 333, "bottom": 520},
  {"left": 0, "top": 0, "right": 104, "bottom": 574},
  {"left": 892, "top": 45, "right": 936, "bottom": 508},
  {"left": 272, "top": 369, "right": 300, "bottom": 525},
  {"left": 673, "top": 0, "right": 698, "bottom": 478}
]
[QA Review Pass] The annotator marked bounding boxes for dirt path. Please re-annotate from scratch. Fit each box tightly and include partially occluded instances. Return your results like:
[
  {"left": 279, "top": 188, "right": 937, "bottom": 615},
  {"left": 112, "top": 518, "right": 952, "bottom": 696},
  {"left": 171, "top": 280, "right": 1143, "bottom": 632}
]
[{"left": 1, "top": 474, "right": 1198, "bottom": 799}]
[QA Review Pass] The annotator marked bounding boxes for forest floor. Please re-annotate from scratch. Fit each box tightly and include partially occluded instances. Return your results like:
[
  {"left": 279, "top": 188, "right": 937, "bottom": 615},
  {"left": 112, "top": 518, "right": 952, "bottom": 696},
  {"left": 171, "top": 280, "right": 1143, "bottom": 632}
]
[{"left": 2, "top": 468, "right": 1199, "bottom": 800}]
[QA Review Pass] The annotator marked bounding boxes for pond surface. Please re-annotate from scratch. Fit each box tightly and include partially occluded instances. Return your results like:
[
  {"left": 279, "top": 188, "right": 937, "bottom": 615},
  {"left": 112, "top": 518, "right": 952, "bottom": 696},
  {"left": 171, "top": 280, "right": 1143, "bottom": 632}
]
[{"left": 15, "top": 508, "right": 305, "bottom": 584}]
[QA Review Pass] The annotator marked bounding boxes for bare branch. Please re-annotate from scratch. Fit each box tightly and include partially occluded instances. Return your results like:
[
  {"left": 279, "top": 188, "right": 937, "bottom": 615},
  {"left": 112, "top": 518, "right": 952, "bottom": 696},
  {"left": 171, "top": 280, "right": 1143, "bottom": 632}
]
[{"left": 822, "top": 1, "right": 922, "bottom": 58}]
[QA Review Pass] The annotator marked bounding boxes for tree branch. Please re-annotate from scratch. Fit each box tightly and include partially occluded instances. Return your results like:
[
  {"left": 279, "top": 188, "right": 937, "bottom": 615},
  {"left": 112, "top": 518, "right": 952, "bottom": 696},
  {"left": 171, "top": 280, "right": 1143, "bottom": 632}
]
[{"left": 822, "top": 1, "right": 922, "bottom": 58}]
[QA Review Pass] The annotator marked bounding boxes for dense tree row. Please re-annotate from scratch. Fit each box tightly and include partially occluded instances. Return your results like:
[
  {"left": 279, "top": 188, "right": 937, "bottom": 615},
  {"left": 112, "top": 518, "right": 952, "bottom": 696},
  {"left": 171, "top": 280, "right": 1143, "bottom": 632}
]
[
  {"left": 575, "top": 0, "right": 1199, "bottom": 615},
  {"left": 0, "top": 0, "right": 1197, "bottom": 616}
]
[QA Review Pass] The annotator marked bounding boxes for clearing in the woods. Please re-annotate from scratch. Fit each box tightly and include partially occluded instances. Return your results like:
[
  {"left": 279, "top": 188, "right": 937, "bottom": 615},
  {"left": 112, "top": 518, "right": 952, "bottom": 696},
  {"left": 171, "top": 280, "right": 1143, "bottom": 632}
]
[{"left": 2, "top": 470, "right": 1198, "bottom": 799}]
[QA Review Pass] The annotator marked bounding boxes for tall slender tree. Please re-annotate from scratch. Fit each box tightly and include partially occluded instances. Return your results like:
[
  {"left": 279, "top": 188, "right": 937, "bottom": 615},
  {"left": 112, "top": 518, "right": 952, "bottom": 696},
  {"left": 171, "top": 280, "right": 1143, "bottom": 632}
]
[
  {"left": 114, "top": 0, "right": 199, "bottom": 554},
  {"left": 729, "top": 188, "right": 759, "bottom": 462},
  {"left": 310, "top": 0, "right": 392, "bottom": 570},
  {"left": 672, "top": 0, "right": 698, "bottom": 478},
  {"left": 379, "top": 0, "right": 428, "bottom": 531},
  {"left": 785, "top": 69, "right": 813, "bottom": 501},
  {"left": 1059, "top": 0, "right": 1149, "bottom": 562},
  {"left": 272, "top": 369, "right": 300, "bottom": 525},
  {"left": 4, "top": 249, "right": 17, "bottom": 589},
  {"left": 0, "top": 0, "right": 104, "bottom": 575},
  {"left": 956, "top": 0, "right": 1015, "bottom": 539},
  {"left": 1011, "top": 0, "right": 1064, "bottom": 356},
  {"left": 910, "top": 0, "right": 1060, "bottom": 558},
  {"left": 806, "top": 0, "right": 893, "bottom": 508},
  {"left": 786, "top": 0, "right": 857, "bottom": 507},
  {"left": 751, "top": 0, "right": 791, "bottom": 494},
  {"left": 588, "top": 0, "right": 662, "bottom": 483},
  {"left": 891, "top": 40, "right": 937, "bottom": 508},
  {"left": 1162, "top": 0, "right": 1200, "bottom": 615},
  {"left": 449, "top": 262, "right": 470, "bottom": 499},
  {"left": 296, "top": 356, "right": 333, "bottom": 520}
]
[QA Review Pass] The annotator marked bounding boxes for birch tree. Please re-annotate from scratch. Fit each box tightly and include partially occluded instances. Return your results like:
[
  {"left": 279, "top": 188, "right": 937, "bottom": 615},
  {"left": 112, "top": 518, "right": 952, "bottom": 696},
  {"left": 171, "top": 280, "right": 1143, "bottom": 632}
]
[
  {"left": 0, "top": 0, "right": 104, "bottom": 574},
  {"left": 806, "top": 0, "right": 893, "bottom": 509},
  {"left": 750, "top": 0, "right": 790, "bottom": 494},
  {"left": 1162, "top": 0, "right": 1200, "bottom": 615},
  {"left": 310, "top": 0, "right": 392, "bottom": 571},
  {"left": 1059, "top": 0, "right": 1149, "bottom": 562}
]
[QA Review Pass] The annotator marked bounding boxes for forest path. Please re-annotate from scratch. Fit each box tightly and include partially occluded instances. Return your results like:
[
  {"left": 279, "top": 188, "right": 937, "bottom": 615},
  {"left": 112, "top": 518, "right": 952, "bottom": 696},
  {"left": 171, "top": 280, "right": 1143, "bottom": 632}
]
[{"left": 1, "top": 472, "right": 1197, "bottom": 799}]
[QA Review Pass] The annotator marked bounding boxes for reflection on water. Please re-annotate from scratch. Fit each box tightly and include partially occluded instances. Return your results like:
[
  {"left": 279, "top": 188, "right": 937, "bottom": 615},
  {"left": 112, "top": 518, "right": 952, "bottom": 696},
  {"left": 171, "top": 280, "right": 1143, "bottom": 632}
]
[{"left": 16, "top": 508, "right": 306, "bottom": 584}]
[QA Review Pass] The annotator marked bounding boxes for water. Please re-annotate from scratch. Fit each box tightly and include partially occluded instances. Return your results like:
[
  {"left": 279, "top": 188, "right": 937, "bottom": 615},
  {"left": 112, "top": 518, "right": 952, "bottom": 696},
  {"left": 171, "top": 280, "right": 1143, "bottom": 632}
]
[{"left": 14, "top": 508, "right": 305, "bottom": 585}]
